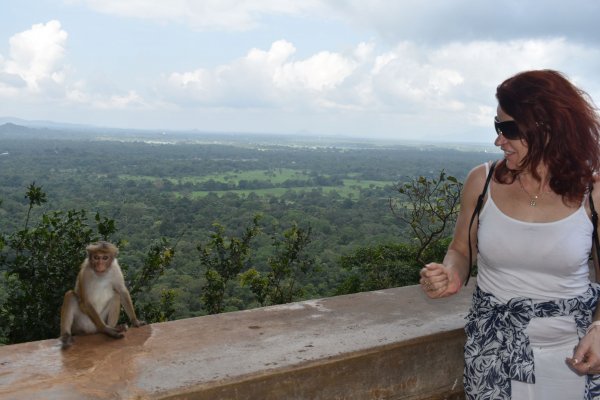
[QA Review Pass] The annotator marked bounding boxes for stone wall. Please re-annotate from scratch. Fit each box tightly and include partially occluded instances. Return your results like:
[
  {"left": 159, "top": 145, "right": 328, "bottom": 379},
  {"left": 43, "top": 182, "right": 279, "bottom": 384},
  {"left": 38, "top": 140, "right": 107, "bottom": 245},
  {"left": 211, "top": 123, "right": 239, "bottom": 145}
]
[{"left": 0, "top": 283, "right": 474, "bottom": 399}]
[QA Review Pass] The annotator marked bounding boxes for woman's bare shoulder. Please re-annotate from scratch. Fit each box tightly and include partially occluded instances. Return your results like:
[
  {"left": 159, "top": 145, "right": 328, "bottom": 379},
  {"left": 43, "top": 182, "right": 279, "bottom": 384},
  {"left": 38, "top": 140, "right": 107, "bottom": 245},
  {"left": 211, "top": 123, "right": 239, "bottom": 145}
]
[{"left": 463, "top": 161, "right": 494, "bottom": 194}]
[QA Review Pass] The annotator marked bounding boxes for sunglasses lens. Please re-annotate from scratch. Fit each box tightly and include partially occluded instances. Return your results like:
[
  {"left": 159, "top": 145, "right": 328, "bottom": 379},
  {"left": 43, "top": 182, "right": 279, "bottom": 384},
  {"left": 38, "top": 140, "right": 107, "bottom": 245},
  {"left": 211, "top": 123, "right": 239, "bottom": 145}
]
[{"left": 494, "top": 118, "right": 520, "bottom": 139}]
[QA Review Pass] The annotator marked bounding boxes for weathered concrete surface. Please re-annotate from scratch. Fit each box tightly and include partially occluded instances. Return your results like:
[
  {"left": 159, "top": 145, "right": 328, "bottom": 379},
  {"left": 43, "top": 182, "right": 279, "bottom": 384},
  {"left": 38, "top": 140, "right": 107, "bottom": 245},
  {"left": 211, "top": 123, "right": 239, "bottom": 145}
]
[{"left": 0, "top": 284, "right": 475, "bottom": 399}]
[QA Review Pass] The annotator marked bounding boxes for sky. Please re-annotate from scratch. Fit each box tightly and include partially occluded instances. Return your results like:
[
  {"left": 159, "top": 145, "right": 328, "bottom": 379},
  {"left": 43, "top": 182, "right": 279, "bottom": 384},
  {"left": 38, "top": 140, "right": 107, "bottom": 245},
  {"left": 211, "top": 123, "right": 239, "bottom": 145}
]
[{"left": 2, "top": 0, "right": 600, "bottom": 143}]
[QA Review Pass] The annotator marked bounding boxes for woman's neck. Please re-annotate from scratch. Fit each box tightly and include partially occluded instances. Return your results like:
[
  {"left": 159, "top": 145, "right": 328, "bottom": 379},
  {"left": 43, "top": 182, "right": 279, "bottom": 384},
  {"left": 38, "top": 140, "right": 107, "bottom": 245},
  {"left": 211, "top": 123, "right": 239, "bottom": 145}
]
[{"left": 519, "top": 166, "right": 551, "bottom": 193}]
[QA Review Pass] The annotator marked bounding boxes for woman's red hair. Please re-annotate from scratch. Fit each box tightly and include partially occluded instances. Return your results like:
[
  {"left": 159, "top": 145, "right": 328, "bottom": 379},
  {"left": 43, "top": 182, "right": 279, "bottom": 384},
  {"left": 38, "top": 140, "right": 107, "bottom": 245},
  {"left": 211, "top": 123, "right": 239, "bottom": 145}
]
[{"left": 495, "top": 69, "right": 600, "bottom": 203}]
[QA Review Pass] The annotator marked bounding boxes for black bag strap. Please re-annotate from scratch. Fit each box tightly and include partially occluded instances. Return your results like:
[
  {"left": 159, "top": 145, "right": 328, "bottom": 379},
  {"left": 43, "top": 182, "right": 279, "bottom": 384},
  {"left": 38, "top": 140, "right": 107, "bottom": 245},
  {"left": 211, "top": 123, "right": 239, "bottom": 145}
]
[
  {"left": 465, "top": 160, "right": 497, "bottom": 285},
  {"left": 589, "top": 185, "right": 600, "bottom": 277}
]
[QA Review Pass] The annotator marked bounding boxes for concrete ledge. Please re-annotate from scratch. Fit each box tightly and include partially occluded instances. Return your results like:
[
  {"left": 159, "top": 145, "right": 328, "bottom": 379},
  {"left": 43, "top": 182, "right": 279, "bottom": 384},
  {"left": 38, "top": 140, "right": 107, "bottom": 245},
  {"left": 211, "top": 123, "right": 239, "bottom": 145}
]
[{"left": 0, "top": 284, "right": 474, "bottom": 399}]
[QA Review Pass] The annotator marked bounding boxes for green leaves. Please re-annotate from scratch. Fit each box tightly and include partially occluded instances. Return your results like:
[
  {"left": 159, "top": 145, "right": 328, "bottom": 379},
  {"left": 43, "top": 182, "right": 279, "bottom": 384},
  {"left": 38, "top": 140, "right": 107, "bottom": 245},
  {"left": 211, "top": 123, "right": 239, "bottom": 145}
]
[
  {"left": 95, "top": 212, "right": 117, "bottom": 240},
  {"left": 0, "top": 185, "right": 175, "bottom": 344},
  {"left": 336, "top": 243, "right": 419, "bottom": 294},
  {"left": 24, "top": 182, "right": 47, "bottom": 229},
  {"left": 336, "top": 238, "right": 452, "bottom": 294},
  {"left": 198, "top": 217, "right": 315, "bottom": 313},
  {"left": 2, "top": 207, "right": 99, "bottom": 343},
  {"left": 198, "top": 216, "right": 261, "bottom": 314},
  {"left": 25, "top": 182, "right": 47, "bottom": 208},
  {"left": 129, "top": 238, "right": 175, "bottom": 298},
  {"left": 337, "top": 170, "right": 463, "bottom": 295},
  {"left": 390, "top": 170, "right": 463, "bottom": 265},
  {"left": 241, "top": 223, "right": 314, "bottom": 306}
]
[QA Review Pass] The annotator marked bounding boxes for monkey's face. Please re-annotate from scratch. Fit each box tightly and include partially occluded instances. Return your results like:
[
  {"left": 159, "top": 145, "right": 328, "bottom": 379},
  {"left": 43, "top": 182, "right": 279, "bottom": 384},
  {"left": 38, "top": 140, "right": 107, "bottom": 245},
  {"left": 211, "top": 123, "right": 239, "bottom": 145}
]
[{"left": 91, "top": 253, "right": 113, "bottom": 274}]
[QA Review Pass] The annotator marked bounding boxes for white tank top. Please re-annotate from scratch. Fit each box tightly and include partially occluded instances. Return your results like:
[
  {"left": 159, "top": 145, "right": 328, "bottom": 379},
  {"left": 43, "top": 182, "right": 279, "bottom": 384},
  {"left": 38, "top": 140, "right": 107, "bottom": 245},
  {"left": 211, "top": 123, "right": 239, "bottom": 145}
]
[{"left": 477, "top": 164, "right": 592, "bottom": 303}]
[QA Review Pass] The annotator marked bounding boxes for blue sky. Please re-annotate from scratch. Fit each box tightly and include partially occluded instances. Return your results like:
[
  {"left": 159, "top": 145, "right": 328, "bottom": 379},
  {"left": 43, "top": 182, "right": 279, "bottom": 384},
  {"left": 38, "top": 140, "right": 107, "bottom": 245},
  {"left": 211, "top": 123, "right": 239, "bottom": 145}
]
[{"left": 2, "top": 0, "right": 600, "bottom": 143}]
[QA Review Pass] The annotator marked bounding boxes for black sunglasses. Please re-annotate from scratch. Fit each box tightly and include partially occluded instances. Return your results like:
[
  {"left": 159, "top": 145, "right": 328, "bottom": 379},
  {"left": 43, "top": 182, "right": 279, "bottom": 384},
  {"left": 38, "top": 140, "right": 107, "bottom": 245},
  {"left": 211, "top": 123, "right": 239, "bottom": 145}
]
[{"left": 494, "top": 117, "right": 521, "bottom": 140}]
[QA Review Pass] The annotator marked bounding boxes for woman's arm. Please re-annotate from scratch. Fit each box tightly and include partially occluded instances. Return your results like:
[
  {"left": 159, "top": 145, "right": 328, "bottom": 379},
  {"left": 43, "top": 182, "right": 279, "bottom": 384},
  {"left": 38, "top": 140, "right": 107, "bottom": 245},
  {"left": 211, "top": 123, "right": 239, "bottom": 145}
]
[
  {"left": 567, "top": 176, "right": 600, "bottom": 374},
  {"left": 420, "top": 163, "right": 488, "bottom": 299}
]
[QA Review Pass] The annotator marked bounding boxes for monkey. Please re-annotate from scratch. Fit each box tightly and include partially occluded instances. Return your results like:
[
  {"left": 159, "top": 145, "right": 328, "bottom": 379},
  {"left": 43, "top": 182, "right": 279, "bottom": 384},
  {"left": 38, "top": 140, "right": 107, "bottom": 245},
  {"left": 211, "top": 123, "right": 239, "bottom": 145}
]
[{"left": 60, "top": 241, "right": 146, "bottom": 348}]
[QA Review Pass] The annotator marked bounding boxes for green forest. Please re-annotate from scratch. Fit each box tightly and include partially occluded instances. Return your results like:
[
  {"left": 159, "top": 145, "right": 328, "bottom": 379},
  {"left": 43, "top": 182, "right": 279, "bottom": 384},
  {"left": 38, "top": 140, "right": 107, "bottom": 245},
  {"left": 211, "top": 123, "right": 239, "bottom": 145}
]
[{"left": 0, "top": 123, "right": 494, "bottom": 344}]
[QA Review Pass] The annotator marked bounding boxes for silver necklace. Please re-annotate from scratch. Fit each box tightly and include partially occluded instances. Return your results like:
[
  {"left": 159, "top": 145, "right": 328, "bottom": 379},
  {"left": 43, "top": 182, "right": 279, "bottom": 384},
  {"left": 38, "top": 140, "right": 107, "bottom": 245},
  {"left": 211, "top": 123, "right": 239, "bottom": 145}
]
[{"left": 517, "top": 175, "right": 546, "bottom": 207}]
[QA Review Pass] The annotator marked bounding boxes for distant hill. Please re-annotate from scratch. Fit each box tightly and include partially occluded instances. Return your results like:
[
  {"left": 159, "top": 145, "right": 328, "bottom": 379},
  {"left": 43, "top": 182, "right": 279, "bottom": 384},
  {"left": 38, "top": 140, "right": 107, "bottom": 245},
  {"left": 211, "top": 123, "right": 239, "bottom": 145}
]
[
  {"left": 0, "top": 117, "right": 499, "bottom": 152},
  {"left": 0, "top": 116, "right": 101, "bottom": 131},
  {"left": 0, "top": 122, "right": 30, "bottom": 132},
  {"left": 0, "top": 122, "right": 105, "bottom": 141},
  {"left": 0, "top": 122, "right": 42, "bottom": 137}
]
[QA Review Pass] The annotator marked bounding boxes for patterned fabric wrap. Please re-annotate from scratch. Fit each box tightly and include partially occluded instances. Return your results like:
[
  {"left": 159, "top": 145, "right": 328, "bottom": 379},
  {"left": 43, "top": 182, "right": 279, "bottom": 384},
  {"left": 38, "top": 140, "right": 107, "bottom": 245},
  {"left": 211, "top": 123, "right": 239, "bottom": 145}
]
[{"left": 464, "top": 285, "right": 600, "bottom": 399}]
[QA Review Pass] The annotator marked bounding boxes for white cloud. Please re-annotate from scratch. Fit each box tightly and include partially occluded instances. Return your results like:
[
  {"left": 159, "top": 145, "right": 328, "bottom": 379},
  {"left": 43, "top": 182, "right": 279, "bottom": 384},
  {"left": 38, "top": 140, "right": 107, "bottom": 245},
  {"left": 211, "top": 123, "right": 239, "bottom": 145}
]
[
  {"left": 159, "top": 36, "right": 600, "bottom": 129},
  {"left": 0, "top": 20, "right": 68, "bottom": 93},
  {"left": 163, "top": 39, "right": 360, "bottom": 108},
  {"left": 274, "top": 51, "right": 356, "bottom": 91},
  {"left": 0, "top": 20, "right": 159, "bottom": 112},
  {"left": 5, "top": 3, "right": 600, "bottom": 140},
  {"left": 92, "top": 90, "right": 146, "bottom": 109},
  {"left": 64, "top": 78, "right": 153, "bottom": 110}
]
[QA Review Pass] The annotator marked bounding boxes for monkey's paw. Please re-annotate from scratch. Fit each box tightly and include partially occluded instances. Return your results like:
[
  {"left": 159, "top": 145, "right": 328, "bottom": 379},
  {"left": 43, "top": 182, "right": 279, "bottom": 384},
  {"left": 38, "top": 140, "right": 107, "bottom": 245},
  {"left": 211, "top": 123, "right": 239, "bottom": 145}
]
[
  {"left": 103, "top": 327, "right": 125, "bottom": 339},
  {"left": 132, "top": 320, "right": 147, "bottom": 328},
  {"left": 60, "top": 334, "right": 73, "bottom": 349}
]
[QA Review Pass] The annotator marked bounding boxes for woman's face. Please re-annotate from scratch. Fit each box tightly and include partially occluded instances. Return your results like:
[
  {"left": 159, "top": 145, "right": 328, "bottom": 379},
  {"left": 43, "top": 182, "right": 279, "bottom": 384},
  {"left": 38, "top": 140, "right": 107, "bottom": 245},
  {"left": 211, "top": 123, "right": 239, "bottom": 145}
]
[{"left": 494, "top": 105, "right": 528, "bottom": 170}]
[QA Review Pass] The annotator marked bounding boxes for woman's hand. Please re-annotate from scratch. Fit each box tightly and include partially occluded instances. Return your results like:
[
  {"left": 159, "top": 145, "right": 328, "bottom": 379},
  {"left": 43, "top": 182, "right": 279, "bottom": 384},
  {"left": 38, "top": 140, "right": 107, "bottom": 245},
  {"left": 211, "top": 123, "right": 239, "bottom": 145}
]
[
  {"left": 418, "top": 164, "right": 484, "bottom": 300},
  {"left": 419, "top": 263, "right": 462, "bottom": 298},
  {"left": 567, "top": 324, "right": 600, "bottom": 375}
]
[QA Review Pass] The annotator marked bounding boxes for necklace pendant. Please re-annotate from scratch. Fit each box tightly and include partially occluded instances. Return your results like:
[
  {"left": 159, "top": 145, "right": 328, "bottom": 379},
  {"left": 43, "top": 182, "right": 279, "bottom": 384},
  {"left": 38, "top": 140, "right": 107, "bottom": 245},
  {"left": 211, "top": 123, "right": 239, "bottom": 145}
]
[
  {"left": 517, "top": 175, "right": 544, "bottom": 207},
  {"left": 529, "top": 194, "right": 539, "bottom": 207}
]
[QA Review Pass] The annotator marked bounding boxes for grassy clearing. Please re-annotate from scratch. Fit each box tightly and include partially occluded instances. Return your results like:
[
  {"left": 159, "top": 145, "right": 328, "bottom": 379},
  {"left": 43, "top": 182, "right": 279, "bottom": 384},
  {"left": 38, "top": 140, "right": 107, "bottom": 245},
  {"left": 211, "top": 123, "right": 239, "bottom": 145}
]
[
  {"left": 342, "top": 179, "right": 393, "bottom": 189},
  {"left": 119, "top": 168, "right": 311, "bottom": 185},
  {"left": 120, "top": 169, "right": 395, "bottom": 199},
  {"left": 184, "top": 186, "right": 350, "bottom": 199},
  {"left": 181, "top": 179, "right": 394, "bottom": 199}
]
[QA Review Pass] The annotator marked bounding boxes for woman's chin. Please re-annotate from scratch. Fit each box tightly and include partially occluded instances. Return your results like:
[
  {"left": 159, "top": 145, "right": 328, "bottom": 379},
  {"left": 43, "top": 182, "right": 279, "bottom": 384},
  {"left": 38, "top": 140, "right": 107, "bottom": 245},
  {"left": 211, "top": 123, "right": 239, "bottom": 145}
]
[{"left": 503, "top": 156, "right": 519, "bottom": 170}]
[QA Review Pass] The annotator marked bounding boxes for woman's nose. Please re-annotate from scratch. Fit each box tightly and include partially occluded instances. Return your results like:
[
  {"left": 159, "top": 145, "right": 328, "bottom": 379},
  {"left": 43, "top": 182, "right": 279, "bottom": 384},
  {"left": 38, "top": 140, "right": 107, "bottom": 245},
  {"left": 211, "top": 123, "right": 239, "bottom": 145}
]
[{"left": 494, "top": 133, "right": 506, "bottom": 146}]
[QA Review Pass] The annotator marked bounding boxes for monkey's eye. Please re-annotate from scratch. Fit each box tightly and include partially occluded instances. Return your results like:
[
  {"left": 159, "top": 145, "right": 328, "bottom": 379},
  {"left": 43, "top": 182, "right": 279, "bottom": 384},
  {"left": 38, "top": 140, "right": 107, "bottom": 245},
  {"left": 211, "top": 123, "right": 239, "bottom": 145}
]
[{"left": 93, "top": 255, "right": 110, "bottom": 261}]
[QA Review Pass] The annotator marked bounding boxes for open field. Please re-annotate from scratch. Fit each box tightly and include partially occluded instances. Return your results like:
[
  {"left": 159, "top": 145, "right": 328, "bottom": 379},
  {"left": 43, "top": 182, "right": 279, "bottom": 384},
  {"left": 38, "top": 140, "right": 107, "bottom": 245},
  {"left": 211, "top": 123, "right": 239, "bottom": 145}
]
[
  {"left": 119, "top": 168, "right": 312, "bottom": 185},
  {"left": 185, "top": 181, "right": 394, "bottom": 199},
  {"left": 118, "top": 170, "right": 395, "bottom": 199}
]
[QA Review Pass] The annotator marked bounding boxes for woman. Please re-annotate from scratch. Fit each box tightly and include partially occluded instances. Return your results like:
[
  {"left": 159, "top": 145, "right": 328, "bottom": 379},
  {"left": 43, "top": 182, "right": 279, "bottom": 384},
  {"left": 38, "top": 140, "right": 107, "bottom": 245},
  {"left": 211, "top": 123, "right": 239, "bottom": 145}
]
[{"left": 420, "top": 70, "right": 600, "bottom": 399}]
